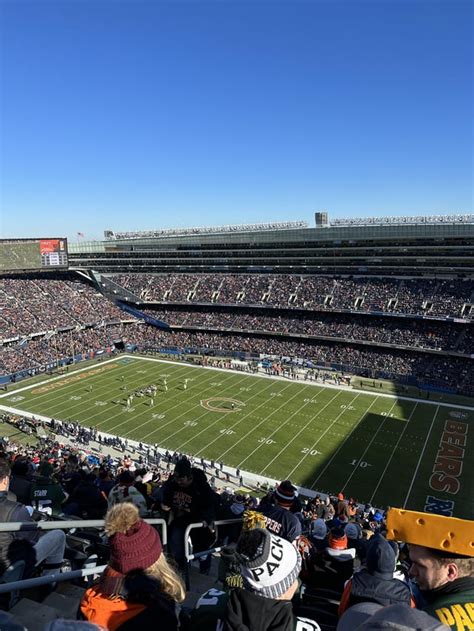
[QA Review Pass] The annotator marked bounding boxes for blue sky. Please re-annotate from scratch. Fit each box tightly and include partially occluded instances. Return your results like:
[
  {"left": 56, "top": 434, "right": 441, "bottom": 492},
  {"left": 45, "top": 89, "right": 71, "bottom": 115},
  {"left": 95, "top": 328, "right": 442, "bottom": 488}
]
[{"left": 0, "top": 0, "right": 472, "bottom": 241}]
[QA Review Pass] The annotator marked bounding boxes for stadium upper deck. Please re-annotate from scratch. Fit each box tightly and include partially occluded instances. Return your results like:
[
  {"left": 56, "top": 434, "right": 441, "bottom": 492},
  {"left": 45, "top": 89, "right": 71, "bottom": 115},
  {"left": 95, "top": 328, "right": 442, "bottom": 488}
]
[{"left": 68, "top": 214, "right": 474, "bottom": 276}]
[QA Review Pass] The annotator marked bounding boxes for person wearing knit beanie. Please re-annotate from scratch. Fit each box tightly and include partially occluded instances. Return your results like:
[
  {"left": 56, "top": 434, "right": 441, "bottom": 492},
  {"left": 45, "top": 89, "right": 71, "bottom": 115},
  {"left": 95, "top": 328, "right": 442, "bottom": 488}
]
[
  {"left": 310, "top": 526, "right": 357, "bottom": 593},
  {"left": 191, "top": 528, "right": 321, "bottom": 631},
  {"left": 237, "top": 528, "right": 302, "bottom": 599},
  {"left": 258, "top": 480, "right": 302, "bottom": 542},
  {"left": 80, "top": 504, "right": 185, "bottom": 631},
  {"left": 338, "top": 534, "right": 414, "bottom": 617},
  {"left": 274, "top": 480, "right": 297, "bottom": 508}
]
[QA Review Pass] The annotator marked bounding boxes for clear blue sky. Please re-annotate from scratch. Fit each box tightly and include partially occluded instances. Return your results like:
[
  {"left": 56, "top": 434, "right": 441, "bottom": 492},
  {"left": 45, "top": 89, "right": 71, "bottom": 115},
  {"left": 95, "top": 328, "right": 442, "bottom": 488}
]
[{"left": 0, "top": 0, "right": 472, "bottom": 241}]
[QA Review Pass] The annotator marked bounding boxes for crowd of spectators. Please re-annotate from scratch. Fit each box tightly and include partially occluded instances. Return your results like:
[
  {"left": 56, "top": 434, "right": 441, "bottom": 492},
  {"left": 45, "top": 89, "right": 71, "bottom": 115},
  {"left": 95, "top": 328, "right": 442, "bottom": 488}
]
[
  {"left": 110, "top": 273, "right": 474, "bottom": 319},
  {"left": 0, "top": 430, "right": 472, "bottom": 631},
  {"left": 0, "top": 274, "right": 472, "bottom": 396},
  {"left": 0, "top": 326, "right": 125, "bottom": 377},
  {"left": 1, "top": 318, "right": 473, "bottom": 395},
  {"left": 137, "top": 328, "right": 474, "bottom": 396},
  {"left": 141, "top": 308, "right": 471, "bottom": 353},
  {"left": 0, "top": 276, "right": 128, "bottom": 341}
]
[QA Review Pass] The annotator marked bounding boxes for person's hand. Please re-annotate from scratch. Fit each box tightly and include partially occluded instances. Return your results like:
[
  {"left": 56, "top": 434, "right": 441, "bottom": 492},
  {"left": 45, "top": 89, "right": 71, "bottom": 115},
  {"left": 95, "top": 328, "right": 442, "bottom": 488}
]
[
  {"left": 161, "top": 503, "right": 171, "bottom": 511},
  {"left": 202, "top": 520, "right": 215, "bottom": 533}
]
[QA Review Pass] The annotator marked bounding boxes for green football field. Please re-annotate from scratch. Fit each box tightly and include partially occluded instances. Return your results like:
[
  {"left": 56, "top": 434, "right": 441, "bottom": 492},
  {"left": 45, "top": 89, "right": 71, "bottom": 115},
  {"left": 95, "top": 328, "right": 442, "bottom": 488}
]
[{"left": 1, "top": 355, "right": 473, "bottom": 519}]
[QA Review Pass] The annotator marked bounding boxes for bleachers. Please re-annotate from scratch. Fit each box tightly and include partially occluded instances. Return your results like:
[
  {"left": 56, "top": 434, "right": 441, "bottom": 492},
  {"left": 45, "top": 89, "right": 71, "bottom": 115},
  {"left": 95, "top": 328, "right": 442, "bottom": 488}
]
[
  {"left": 109, "top": 273, "right": 474, "bottom": 319},
  {"left": 0, "top": 416, "right": 472, "bottom": 631}
]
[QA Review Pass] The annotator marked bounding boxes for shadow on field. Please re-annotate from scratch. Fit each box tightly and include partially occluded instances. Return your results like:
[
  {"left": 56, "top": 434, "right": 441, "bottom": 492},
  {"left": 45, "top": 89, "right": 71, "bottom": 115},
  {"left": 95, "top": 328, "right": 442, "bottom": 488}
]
[{"left": 296, "top": 399, "right": 419, "bottom": 501}]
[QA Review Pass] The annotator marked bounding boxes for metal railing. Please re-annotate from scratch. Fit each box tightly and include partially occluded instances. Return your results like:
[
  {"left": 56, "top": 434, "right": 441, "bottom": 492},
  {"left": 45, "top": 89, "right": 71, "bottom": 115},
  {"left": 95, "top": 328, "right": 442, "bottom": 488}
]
[
  {"left": 0, "top": 565, "right": 108, "bottom": 595},
  {"left": 0, "top": 518, "right": 167, "bottom": 595},
  {"left": 0, "top": 517, "right": 242, "bottom": 594},
  {"left": 0, "top": 517, "right": 167, "bottom": 545},
  {"left": 183, "top": 518, "right": 242, "bottom": 588}
]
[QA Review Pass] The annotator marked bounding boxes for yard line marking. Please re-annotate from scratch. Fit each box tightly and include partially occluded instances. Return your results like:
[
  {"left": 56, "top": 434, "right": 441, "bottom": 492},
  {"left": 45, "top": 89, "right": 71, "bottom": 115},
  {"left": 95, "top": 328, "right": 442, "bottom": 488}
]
[
  {"left": 259, "top": 389, "right": 343, "bottom": 475},
  {"left": 0, "top": 356, "right": 121, "bottom": 398},
  {"left": 2, "top": 354, "right": 473, "bottom": 413},
  {"left": 284, "top": 392, "right": 362, "bottom": 480},
  {"left": 310, "top": 396, "right": 380, "bottom": 489},
  {"left": 139, "top": 371, "right": 258, "bottom": 443},
  {"left": 140, "top": 368, "right": 275, "bottom": 445},
  {"left": 237, "top": 387, "right": 330, "bottom": 470},
  {"left": 402, "top": 405, "right": 440, "bottom": 508},
  {"left": 218, "top": 385, "right": 316, "bottom": 464},
  {"left": 27, "top": 362, "right": 191, "bottom": 424},
  {"left": 177, "top": 380, "right": 297, "bottom": 455},
  {"left": 340, "top": 399, "right": 408, "bottom": 494},
  {"left": 101, "top": 365, "right": 228, "bottom": 437},
  {"left": 367, "top": 402, "right": 423, "bottom": 504},
  {"left": 6, "top": 357, "right": 160, "bottom": 412}
]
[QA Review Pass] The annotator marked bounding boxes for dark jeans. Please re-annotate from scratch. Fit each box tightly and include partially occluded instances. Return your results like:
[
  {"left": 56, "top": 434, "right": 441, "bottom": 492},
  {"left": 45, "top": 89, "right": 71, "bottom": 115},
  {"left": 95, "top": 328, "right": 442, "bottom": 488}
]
[{"left": 168, "top": 522, "right": 214, "bottom": 574}]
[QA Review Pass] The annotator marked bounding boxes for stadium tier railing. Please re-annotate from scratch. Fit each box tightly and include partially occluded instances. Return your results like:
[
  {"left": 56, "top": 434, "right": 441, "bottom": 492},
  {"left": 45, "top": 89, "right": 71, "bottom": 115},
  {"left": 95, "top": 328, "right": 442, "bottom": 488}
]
[
  {"left": 0, "top": 518, "right": 167, "bottom": 544},
  {"left": 184, "top": 518, "right": 243, "bottom": 588},
  {"left": 0, "top": 517, "right": 242, "bottom": 594},
  {"left": 0, "top": 517, "right": 167, "bottom": 596}
]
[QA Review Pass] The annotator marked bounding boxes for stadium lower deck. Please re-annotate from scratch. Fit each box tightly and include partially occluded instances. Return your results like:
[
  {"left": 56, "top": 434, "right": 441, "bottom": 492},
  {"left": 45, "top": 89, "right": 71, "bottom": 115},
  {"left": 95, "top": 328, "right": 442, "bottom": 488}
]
[{"left": 1, "top": 355, "right": 472, "bottom": 519}]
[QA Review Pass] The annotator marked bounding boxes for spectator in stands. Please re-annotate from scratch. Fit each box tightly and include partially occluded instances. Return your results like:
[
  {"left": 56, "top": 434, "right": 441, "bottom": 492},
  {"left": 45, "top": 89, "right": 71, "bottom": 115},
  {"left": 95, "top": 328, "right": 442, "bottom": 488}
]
[
  {"left": 259, "top": 480, "right": 302, "bottom": 542},
  {"left": 408, "top": 545, "right": 474, "bottom": 630},
  {"left": 9, "top": 457, "right": 33, "bottom": 506},
  {"left": 161, "top": 458, "right": 218, "bottom": 574},
  {"left": 217, "top": 492, "right": 245, "bottom": 544},
  {"left": 0, "top": 459, "right": 66, "bottom": 578},
  {"left": 337, "top": 602, "right": 450, "bottom": 630},
  {"left": 309, "top": 518, "right": 328, "bottom": 551},
  {"left": 344, "top": 521, "right": 367, "bottom": 560},
  {"left": 80, "top": 503, "right": 185, "bottom": 630},
  {"left": 63, "top": 472, "right": 108, "bottom": 519},
  {"left": 191, "top": 527, "right": 322, "bottom": 631},
  {"left": 59, "top": 454, "right": 83, "bottom": 495},
  {"left": 97, "top": 468, "right": 115, "bottom": 497},
  {"left": 30, "top": 460, "right": 67, "bottom": 513},
  {"left": 310, "top": 527, "right": 357, "bottom": 593},
  {"left": 338, "top": 534, "right": 414, "bottom": 615},
  {"left": 322, "top": 496, "right": 335, "bottom": 521},
  {"left": 108, "top": 470, "right": 148, "bottom": 517}
]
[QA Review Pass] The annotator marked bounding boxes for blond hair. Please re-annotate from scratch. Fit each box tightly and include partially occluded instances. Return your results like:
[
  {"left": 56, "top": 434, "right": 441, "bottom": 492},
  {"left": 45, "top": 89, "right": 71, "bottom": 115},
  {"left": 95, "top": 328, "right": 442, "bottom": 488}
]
[
  {"left": 103, "top": 503, "right": 185, "bottom": 603},
  {"left": 146, "top": 554, "right": 186, "bottom": 603}
]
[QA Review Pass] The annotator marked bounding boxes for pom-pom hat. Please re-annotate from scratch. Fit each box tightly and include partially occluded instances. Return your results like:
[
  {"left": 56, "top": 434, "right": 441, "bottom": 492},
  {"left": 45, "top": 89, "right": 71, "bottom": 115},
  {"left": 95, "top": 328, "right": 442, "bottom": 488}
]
[
  {"left": 106, "top": 503, "right": 162, "bottom": 574},
  {"left": 274, "top": 480, "right": 296, "bottom": 507},
  {"left": 236, "top": 528, "right": 301, "bottom": 599}
]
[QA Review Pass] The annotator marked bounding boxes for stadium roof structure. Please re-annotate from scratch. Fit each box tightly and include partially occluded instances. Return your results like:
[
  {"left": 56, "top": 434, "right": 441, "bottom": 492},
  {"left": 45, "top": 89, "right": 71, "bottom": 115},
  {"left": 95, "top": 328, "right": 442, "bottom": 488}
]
[
  {"left": 330, "top": 214, "right": 474, "bottom": 228},
  {"left": 104, "top": 220, "right": 309, "bottom": 240},
  {"left": 68, "top": 213, "right": 474, "bottom": 276}
]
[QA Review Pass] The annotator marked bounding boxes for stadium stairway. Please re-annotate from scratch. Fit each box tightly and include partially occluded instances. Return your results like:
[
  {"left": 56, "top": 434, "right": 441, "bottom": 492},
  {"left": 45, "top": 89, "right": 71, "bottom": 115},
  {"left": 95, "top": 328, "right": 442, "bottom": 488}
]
[{"left": 9, "top": 583, "right": 86, "bottom": 630}]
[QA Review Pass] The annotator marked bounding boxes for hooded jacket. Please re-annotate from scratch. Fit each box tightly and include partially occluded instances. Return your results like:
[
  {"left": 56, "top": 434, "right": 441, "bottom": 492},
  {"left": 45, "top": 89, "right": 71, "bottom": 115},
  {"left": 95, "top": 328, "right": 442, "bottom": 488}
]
[
  {"left": 191, "top": 588, "right": 321, "bottom": 631},
  {"left": 338, "top": 570, "right": 414, "bottom": 615},
  {"left": 338, "top": 533, "right": 414, "bottom": 615}
]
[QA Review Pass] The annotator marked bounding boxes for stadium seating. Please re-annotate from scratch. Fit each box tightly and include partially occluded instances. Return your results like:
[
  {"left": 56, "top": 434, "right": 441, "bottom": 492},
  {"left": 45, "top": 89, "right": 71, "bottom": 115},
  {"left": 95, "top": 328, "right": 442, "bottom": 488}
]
[
  {"left": 108, "top": 273, "right": 474, "bottom": 319},
  {"left": 0, "top": 272, "right": 472, "bottom": 394}
]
